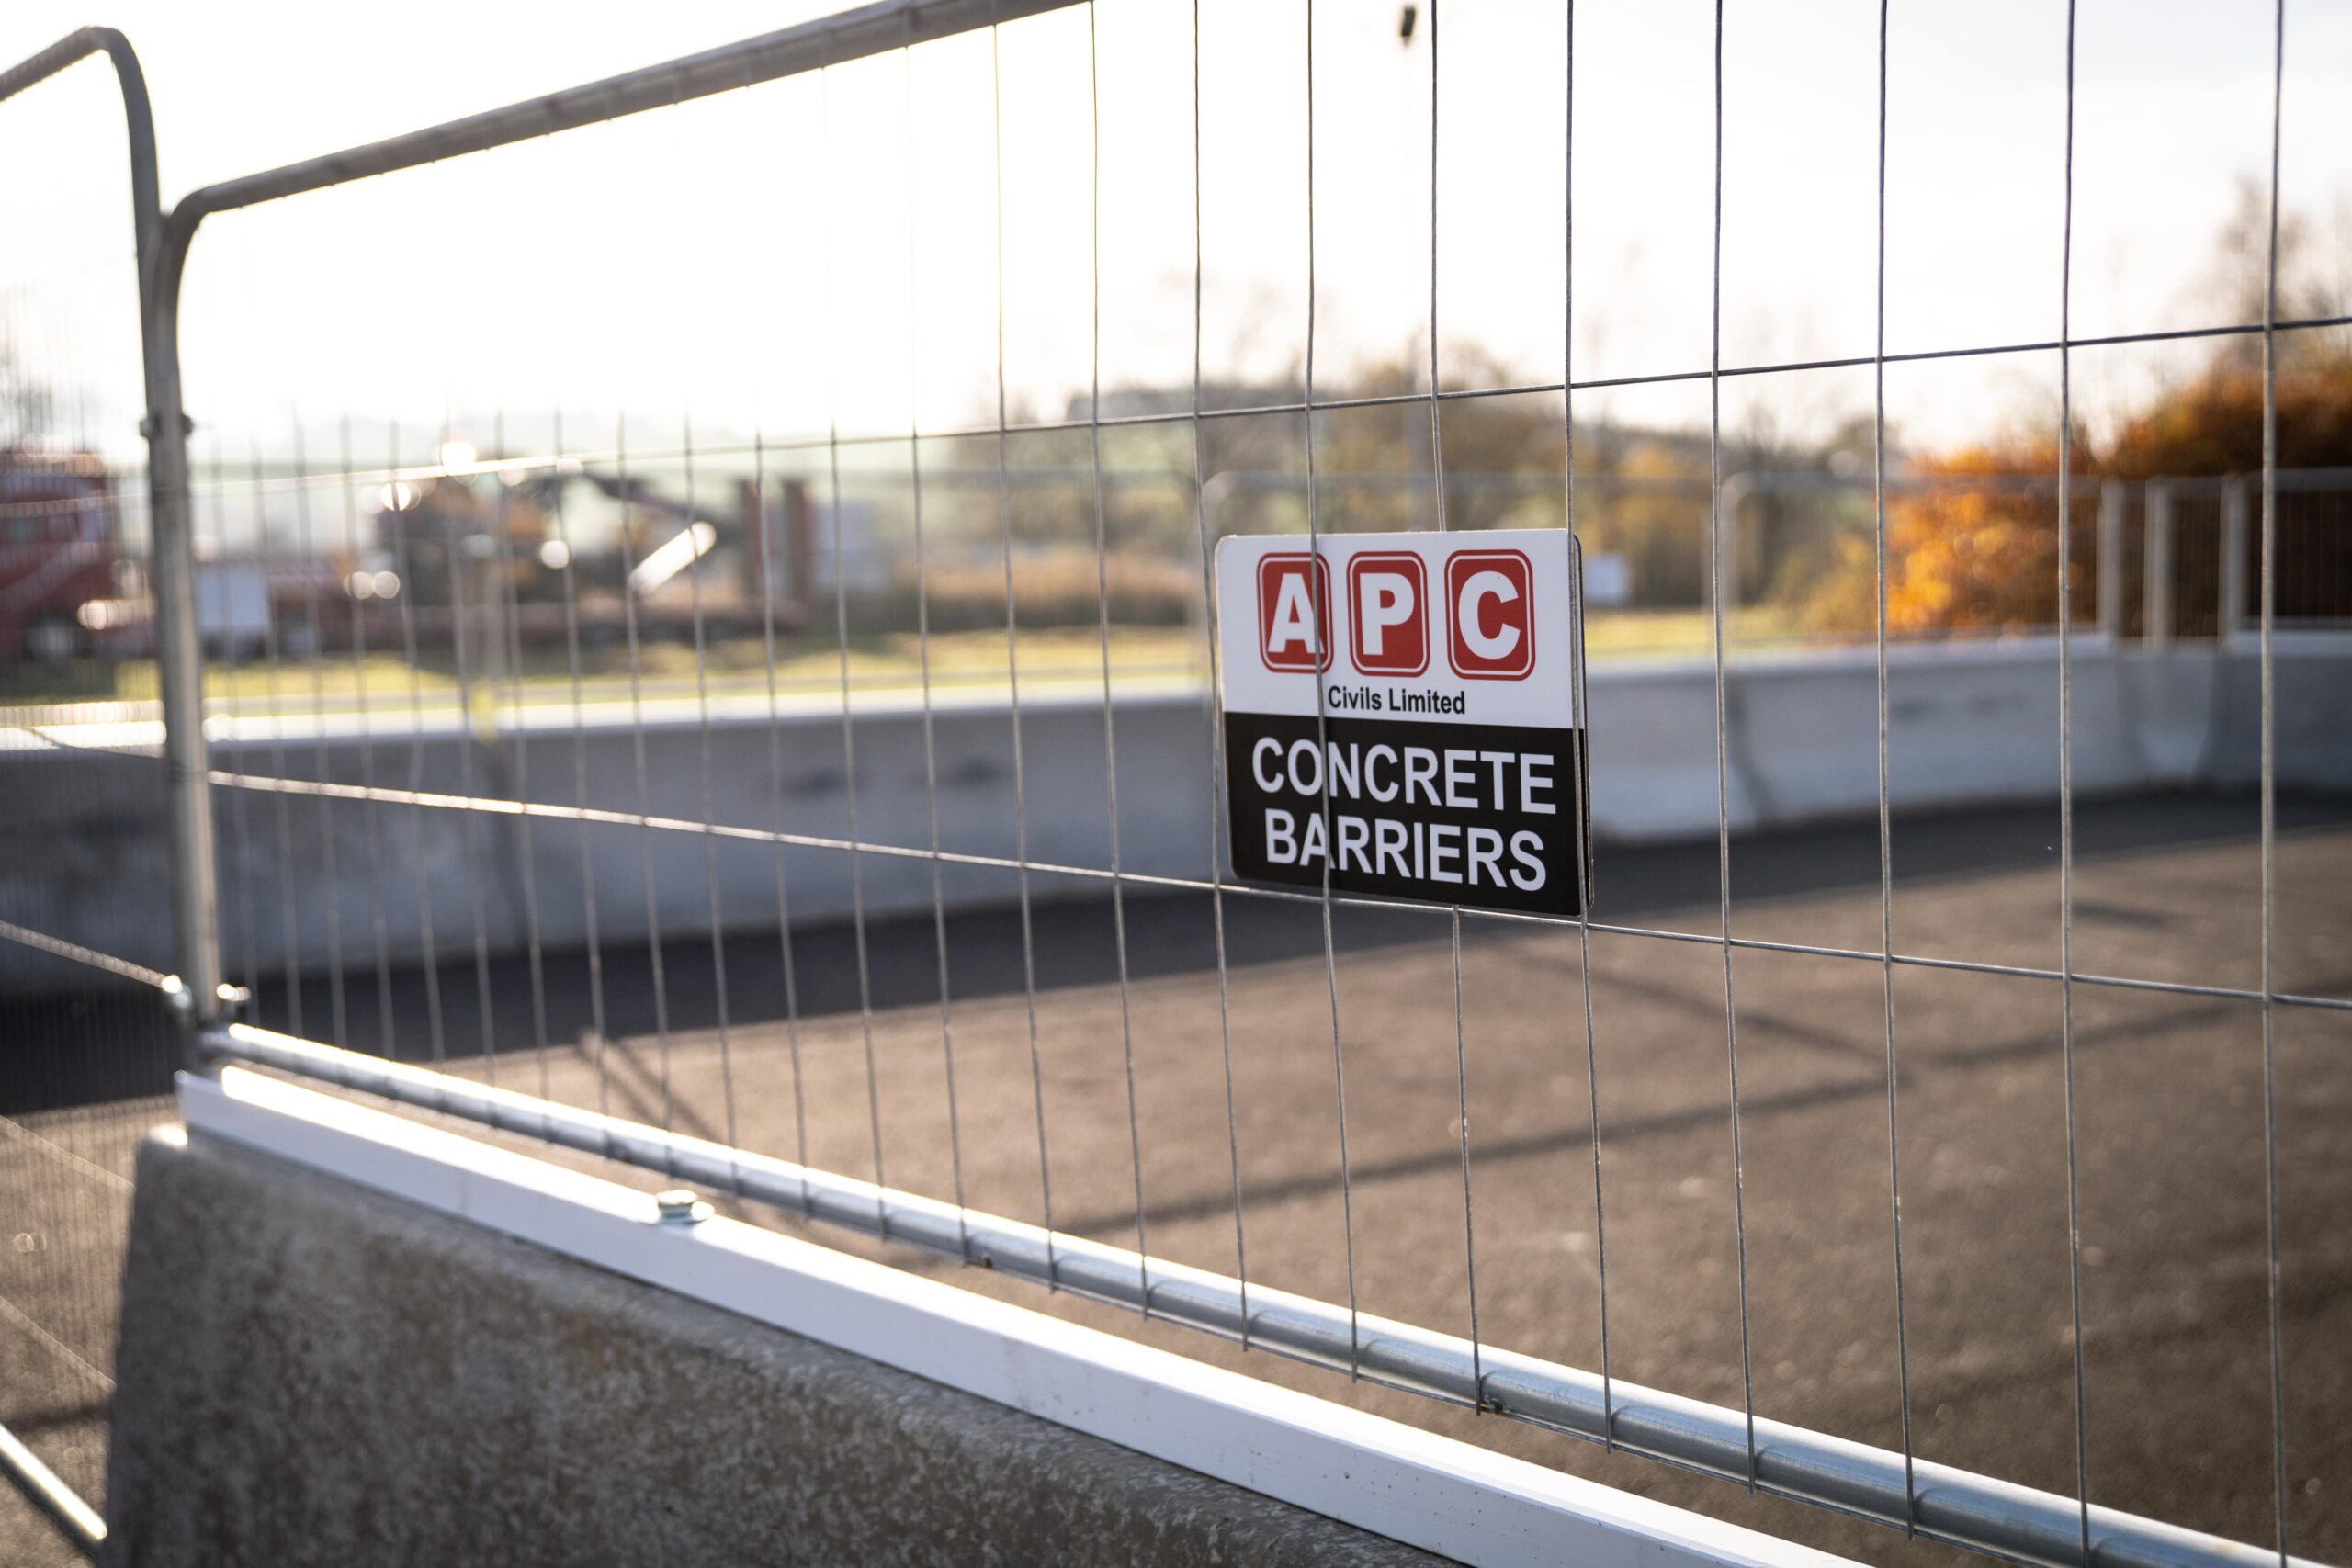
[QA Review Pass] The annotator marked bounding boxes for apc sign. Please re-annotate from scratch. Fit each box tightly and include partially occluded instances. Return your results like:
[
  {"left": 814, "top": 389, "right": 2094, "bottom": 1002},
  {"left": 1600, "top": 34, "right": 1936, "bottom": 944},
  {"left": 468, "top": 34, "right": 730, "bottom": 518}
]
[{"left": 1217, "top": 530, "right": 1588, "bottom": 918}]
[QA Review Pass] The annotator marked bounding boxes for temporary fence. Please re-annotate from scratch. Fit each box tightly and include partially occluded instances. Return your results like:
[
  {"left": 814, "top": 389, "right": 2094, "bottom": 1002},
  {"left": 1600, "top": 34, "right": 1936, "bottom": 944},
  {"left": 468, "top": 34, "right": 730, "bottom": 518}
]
[{"left": 3, "top": 3, "right": 2349, "bottom": 1566}]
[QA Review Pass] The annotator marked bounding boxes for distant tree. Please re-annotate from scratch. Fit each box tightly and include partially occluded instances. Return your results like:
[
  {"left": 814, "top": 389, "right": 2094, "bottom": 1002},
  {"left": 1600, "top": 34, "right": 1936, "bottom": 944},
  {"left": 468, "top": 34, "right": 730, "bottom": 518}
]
[
  {"left": 1800, "top": 432, "right": 2084, "bottom": 637},
  {"left": 1803, "top": 190, "right": 2352, "bottom": 637},
  {"left": 2100, "top": 343, "right": 2352, "bottom": 480},
  {"left": 1312, "top": 339, "right": 1565, "bottom": 534},
  {"left": 0, "top": 333, "right": 59, "bottom": 454},
  {"left": 1575, "top": 432, "right": 1713, "bottom": 609}
]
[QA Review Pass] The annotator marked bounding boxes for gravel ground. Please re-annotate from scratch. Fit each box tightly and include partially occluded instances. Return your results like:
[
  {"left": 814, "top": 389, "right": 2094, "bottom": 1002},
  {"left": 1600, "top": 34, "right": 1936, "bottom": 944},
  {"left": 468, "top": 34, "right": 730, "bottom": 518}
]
[{"left": 6, "top": 791, "right": 2349, "bottom": 1565}]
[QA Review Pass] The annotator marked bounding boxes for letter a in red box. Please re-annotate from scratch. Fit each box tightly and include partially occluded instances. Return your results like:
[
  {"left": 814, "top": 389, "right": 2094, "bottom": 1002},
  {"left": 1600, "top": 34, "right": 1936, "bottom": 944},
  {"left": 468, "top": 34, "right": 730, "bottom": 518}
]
[
  {"left": 1346, "top": 552, "right": 1428, "bottom": 675},
  {"left": 1445, "top": 549, "right": 1535, "bottom": 679},
  {"left": 1257, "top": 552, "right": 1332, "bottom": 672}
]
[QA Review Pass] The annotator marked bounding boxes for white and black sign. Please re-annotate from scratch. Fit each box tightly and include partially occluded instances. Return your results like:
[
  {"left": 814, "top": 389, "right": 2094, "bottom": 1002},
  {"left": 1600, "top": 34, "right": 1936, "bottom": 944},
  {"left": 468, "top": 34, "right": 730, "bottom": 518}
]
[{"left": 1216, "top": 530, "right": 1588, "bottom": 918}]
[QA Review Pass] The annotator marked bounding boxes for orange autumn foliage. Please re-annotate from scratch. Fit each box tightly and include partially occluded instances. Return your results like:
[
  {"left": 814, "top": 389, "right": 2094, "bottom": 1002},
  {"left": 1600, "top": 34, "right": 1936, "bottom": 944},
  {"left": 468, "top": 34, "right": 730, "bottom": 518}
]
[
  {"left": 1804, "top": 345, "right": 2352, "bottom": 637},
  {"left": 1803, "top": 437, "right": 2078, "bottom": 637}
]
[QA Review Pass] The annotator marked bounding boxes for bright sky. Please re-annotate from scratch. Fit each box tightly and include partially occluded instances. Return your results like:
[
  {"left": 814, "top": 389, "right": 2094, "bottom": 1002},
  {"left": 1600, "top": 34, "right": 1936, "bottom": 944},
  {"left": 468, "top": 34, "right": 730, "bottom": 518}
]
[{"left": 4, "top": 0, "right": 2347, "bottom": 469}]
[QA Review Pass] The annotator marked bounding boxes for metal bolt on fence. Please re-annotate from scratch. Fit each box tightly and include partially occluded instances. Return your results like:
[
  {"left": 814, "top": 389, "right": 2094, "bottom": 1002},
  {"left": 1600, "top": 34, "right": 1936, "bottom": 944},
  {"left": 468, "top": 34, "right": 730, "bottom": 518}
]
[{"left": 655, "top": 1190, "right": 713, "bottom": 1227}]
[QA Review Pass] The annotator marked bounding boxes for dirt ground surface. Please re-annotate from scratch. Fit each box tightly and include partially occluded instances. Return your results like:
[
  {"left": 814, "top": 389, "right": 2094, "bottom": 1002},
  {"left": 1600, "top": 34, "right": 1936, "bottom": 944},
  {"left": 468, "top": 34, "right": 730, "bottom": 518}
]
[{"left": 7, "top": 791, "right": 2351, "bottom": 1566}]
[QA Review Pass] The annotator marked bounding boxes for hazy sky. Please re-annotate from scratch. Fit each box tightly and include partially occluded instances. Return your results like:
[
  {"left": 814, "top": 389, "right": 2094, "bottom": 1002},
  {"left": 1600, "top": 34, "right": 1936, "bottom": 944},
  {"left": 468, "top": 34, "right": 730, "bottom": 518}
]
[{"left": 5, "top": 0, "right": 2347, "bottom": 468}]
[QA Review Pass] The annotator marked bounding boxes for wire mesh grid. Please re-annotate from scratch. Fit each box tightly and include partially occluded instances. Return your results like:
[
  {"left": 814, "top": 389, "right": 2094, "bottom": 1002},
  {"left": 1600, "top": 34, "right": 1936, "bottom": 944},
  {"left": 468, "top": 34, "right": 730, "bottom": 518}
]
[
  {"left": 5, "top": 1, "right": 2351, "bottom": 1564},
  {"left": 0, "top": 707, "right": 179, "bottom": 1561}
]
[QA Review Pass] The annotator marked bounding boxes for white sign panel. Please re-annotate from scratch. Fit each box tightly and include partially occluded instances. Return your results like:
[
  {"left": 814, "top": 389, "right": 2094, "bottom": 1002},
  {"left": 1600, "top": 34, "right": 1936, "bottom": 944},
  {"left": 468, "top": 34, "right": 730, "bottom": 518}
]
[{"left": 1216, "top": 529, "right": 1588, "bottom": 917}]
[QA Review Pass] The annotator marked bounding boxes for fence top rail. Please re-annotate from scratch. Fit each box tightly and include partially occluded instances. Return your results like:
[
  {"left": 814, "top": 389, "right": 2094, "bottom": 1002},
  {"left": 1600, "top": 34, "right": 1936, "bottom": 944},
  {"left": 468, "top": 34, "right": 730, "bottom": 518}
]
[
  {"left": 0, "top": 25, "right": 131, "bottom": 104},
  {"left": 162, "top": 0, "right": 1080, "bottom": 240},
  {"left": 0, "top": 27, "right": 159, "bottom": 281}
]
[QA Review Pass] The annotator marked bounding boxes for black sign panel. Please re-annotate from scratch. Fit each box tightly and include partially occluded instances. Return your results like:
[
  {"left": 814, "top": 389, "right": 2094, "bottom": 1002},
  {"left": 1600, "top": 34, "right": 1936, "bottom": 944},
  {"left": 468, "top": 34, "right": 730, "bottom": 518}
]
[{"left": 1225, "top": 712, "right": 1587, "bottom": 918}]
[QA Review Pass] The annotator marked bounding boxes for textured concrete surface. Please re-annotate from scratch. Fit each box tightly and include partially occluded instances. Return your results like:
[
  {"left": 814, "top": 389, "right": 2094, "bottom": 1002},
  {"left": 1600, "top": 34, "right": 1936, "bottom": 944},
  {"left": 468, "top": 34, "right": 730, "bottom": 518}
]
[{"left": 98, "top": 1126, "right": 1444, "bottom": 1568}]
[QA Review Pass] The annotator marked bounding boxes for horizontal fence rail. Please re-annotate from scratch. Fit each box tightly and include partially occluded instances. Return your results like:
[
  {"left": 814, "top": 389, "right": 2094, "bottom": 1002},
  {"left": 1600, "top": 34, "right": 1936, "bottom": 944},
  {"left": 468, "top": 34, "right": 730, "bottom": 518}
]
[{"left": 156, "top": 0, "right": 1083, "bottom": 234}]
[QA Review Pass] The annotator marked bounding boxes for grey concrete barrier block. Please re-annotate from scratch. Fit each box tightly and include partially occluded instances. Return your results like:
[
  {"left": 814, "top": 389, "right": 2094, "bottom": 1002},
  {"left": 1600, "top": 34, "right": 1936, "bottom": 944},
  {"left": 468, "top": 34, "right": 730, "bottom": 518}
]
[
  {"left": 101, "top": 1125, "right": 1442, "bottom": 1568},
  {"left": 13, "top": 647, "right": 2351, "bottom": 992}
]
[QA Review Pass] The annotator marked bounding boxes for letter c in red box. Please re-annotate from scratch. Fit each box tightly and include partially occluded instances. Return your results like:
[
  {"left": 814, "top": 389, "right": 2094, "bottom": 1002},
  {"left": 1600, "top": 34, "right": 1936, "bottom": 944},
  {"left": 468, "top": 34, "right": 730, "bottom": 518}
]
[
  {"left": 1346, "top": 552, "right": 1428, "bottom": 675},
  {"left": 1257, "top": 552, "right": 1331, "bottom": 672},
  {"left": 1445, "top": 549, "right": 1534, "bottom": 679}
]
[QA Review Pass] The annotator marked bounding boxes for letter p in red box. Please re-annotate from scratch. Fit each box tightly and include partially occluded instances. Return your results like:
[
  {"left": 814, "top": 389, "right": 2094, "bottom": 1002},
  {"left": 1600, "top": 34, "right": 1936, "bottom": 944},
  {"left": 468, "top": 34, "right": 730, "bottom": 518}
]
[{"left": 1346, "top": 552, "right": 1428, "bottom": 675}]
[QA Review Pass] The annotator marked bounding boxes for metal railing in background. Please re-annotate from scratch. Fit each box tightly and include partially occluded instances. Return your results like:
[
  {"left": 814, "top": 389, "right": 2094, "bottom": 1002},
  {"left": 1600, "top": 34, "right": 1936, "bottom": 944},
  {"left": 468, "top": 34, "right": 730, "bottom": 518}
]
[
  {"left": 4, "top": 2, "right": 2348, "bottom": 1566},
  {"left": 10, "top": 461, "right": 2345, "bottom": 740}
]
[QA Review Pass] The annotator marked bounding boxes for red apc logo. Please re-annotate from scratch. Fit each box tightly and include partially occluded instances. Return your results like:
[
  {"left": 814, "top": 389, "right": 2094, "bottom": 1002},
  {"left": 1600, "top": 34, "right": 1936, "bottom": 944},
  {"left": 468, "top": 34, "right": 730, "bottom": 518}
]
[
  {"left": 1445, "top": 550, "right": 1535, "bottom": 679},
  {"left": 1345, "top": 552, "right": 1428, "bottom": 676},
  {"left": 1257, "top": 553, "right": 1331, "bottom": 672}
]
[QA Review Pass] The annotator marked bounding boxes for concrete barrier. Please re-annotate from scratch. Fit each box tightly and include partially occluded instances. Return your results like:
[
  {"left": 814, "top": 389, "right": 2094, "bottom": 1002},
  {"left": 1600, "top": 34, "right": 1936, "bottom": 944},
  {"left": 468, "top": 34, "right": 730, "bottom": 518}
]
[
  {"left": 6, "top": 640, "right": 2346, "bottom": 991},
  {"left": 101, "top": 1132, "right": 1429, "bottom": 1566},
  {"left": 102, "top": 1070, "right": 1852, "bottom": 1567}
]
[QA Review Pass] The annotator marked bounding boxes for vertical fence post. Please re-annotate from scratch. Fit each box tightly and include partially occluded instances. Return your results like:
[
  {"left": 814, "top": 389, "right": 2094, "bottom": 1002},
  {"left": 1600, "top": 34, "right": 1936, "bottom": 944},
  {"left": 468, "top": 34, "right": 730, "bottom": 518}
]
[
  {"left": 2097, "top": 479, "right": 2125, "bottom": 641},
  {"left": 2143, "top": 480, "right": 2174, "bottom": 649},
  {"left": 1713, "top": 473, "right": 1749, "bottom": 618},
  {"left": 143, "top": 267, "right": 222, "bottom": 1033},
  {"left": 2219, "top": 478, "right": 2249, "bottom": 646}
]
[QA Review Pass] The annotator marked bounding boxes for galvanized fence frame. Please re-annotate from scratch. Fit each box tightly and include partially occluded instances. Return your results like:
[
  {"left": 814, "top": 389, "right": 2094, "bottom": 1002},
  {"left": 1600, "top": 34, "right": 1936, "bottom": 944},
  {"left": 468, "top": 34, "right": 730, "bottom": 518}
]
[
  {"left": 0, "top": 29, "right": 170, "bottom": 1559},
  {"left": 5, "top": 2, "right": 2346, "bottom": 1565},
  {"left": 0, "top": 26, "right": 216, "bottom": 1041}
]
